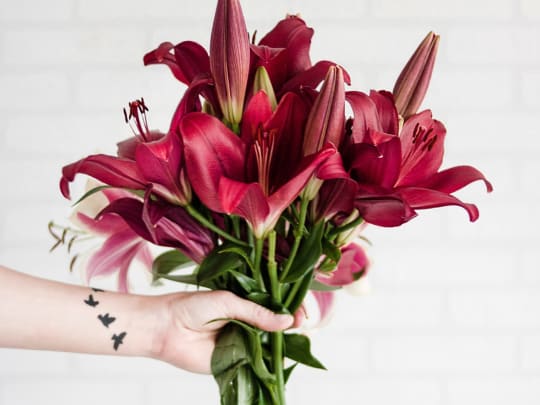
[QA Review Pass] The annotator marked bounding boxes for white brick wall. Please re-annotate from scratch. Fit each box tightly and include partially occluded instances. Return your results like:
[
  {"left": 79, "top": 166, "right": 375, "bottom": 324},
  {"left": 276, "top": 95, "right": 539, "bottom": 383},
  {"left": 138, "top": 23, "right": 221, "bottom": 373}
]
[{"left": 0, "top": 0, "right": 537, "bottom": 404}]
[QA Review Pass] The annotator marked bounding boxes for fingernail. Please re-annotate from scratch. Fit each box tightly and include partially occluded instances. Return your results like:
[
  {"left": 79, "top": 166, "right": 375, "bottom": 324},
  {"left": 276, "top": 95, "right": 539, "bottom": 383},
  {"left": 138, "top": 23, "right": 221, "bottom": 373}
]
[{"left": 277, "top": 314, "right": 294, "bottom": 326}]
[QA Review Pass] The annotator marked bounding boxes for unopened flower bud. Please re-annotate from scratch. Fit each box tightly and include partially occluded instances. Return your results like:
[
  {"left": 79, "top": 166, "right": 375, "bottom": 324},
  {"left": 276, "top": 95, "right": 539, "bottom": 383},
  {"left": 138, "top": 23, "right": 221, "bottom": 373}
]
[
  {"left": 303, "top": 65, "right": 345, "bottom": 156},
  {"left": 210, "top": 0, "right": 250, "bottom": 130},
  {"left": 253, "top": 66, "right": 277, "bottom": 110},
  {"left": 393, "top": 31, "right": 440, "bottom": 119}
]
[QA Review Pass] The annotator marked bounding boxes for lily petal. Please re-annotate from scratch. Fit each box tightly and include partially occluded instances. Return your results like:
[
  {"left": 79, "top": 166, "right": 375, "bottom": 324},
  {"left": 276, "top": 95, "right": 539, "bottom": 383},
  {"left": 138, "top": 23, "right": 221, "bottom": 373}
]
[
  {"left": 279, "top": 60, "right": 351, "bottom": 97},
  {"left": 259, "top": 15, "right": 314, "bottom": 76},
  {"left": 143, "top": 41, "right": 210, "bottom": 85},
  {"left": 180, "top": 113, "right": 246, "bottom": 212},
  {"left": 135, "top": 132, "right": 190, "bottom": 205},
  {"left": 397, "top": 110, "right": 446, "bottom": 186},
  {"left": 355, "top": 192, "right": 417, "bottom": 227},
  {"left": 86, "top": 230, "right": 142, "bottom": 286},
  {"left": 317, "top": 243, "right": 368, "bottom": 287},
  {"left": 398, "top": 186, "right": 480, "bottom": 221},
  {"left": 218, "top": 177, "right": 270, "bottom": 238},
  {"left": 60, "top": 154, "right": 145, "bottom": 199},
  {"left": 346, "top": 91, "right": 383, "bottom": 143},
  {"left": 419, "top": 165, "right": 494, "bottom": 194},
  {"left": 241, "top": 90, "right": 273, "bottom": 144}
]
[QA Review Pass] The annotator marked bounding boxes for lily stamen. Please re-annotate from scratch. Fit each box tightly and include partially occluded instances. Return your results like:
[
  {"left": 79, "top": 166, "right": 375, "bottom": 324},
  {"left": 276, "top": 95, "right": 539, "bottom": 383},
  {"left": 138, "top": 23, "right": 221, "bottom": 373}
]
[
  {"left": 123, "top": 98, "right": 151, "bottom": 142},
  {"left": 253, "top": 127, "right": 277, "bottom": 196}
]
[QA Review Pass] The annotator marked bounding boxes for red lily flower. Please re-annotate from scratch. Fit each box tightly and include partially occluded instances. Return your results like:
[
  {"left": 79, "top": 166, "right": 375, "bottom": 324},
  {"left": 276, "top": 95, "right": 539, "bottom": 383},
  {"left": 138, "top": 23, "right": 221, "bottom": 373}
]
[
  {"left": 346, "top": 91, "right": 492, "bottom": 226},
  {"left": 61, "top": 99, "right": 191, "bottom": 206},
  {"left": 71, "top": 185, "right": 152, "bottom": 293},
  {"left": 180, "top": 92, "right": 335, "bottom": 238}
]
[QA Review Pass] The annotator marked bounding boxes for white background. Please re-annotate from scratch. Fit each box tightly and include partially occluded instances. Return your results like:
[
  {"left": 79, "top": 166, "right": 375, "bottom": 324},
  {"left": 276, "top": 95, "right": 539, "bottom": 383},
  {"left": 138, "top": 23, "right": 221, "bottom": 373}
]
[{"left": 0, "top": 0, "right": 538, "bottom": 404}]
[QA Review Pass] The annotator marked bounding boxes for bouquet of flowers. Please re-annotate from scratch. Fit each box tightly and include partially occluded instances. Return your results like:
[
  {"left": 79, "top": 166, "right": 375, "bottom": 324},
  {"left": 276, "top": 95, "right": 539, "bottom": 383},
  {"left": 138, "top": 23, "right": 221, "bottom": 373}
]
[{"left": 55, "top": 0, "right": 492, "bottom": 403}]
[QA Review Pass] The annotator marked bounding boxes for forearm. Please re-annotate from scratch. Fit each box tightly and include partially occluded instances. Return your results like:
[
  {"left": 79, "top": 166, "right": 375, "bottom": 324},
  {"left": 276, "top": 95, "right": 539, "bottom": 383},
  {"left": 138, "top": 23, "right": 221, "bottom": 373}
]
[{"left": 0, "top": 266, "right": 163, "bottom": 358}]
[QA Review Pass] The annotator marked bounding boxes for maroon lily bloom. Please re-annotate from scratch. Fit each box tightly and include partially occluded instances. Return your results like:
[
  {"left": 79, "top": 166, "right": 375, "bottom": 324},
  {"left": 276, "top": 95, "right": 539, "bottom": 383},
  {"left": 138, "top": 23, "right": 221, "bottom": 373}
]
[
  {"left": 100, "top": 190, "right": 214, "bottom": 264},
  {"left": 346, "top": 92, "right": 492, "bottom": 226},
  {"left": 61, "top": 99, "right": 191, "bottom": 206},
  {"left": 180, "top": 92, "right": 336, "bottom": 238}
]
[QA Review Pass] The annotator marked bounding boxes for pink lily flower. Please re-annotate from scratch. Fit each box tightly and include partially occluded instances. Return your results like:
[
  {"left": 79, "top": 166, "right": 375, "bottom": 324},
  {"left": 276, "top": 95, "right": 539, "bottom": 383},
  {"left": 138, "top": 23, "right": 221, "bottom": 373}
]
[
  {"left": 180, "top": 92, "right": 335, "bottom": 238},
  {"left": 313, "top": 243, "right": 370, "bottom": 324},
  {"left": 71, "top": 185, "right": 152, "bottom": 293}
]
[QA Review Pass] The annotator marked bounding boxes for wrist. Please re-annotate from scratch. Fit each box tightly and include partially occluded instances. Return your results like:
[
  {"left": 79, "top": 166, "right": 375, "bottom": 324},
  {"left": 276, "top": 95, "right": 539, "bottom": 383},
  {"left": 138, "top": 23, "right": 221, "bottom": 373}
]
[{"left": 124, "top": 293, "right": 169, "bottom": 359}]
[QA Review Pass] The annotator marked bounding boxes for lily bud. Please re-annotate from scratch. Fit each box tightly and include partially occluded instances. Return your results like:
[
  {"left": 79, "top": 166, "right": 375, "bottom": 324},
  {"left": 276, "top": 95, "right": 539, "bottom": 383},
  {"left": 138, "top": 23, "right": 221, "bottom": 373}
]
[
  {"left": 303, "top": 65, "right": 345, "bottom": 156},
  {"left": 210, "top": 0, "right": 250, "bottom": 130},
  {"left": 253, "top": 66, "right": 277, "bottom": 110},
  {"left": 393, "top": 31, "right": 440, "bottom": 119}
]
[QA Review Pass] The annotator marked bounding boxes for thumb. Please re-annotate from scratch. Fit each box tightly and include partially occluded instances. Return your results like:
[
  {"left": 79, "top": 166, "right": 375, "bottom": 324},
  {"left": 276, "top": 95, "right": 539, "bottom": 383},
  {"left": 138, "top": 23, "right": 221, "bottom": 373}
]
[{"left": 222, "top": 293, "right": 293, "bottom": 332}]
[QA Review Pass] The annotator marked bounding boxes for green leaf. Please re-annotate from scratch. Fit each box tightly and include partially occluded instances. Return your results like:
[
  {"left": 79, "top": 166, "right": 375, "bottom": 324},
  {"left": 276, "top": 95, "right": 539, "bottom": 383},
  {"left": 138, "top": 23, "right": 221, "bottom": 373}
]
[
  {"left": 283, "top": 363, "right": 298, "bottom": 384},
  {"left": 197, "top": 244, "right": 243, "bottom": 284},
  {"left": 212, "top": 324, "right": 250, "bottom": 394},
  {"left": 212, "top": 322, "right": 276, "bottom": 405},
  {"left": 230, "top": 271, "right": 260, "bottom": 294},
  {"left": 284, "top": 333, "right": 326, "bottom": 370},
  {"left": 72, "top": 185, "right": 111, "bottom": 207},
  {"left": 310, "top": 279, "right": 342, "bottom": 292},
  {"left": 247, "top": 292, "right": 272, "bottom": 307},
  {"left": 281, "top": 222, "right": 325, "bottom": 283},
  {"left": 286, "top": 269, "right": 314, "bottom": 314},
  {"left": 322, "top": 239, "right": 341, "bottom": 263},
  {"left": 220, "top": 245, "right": 254, "bottom": 273},
  {"left": 152, "top": 250, "right": 193, "bottom": 281},
  {"left": 226, "top": 321, "right": 276, "bottom": 386},
  {"left": 317, "top": 260, "right": 337, "bottom": 273}
]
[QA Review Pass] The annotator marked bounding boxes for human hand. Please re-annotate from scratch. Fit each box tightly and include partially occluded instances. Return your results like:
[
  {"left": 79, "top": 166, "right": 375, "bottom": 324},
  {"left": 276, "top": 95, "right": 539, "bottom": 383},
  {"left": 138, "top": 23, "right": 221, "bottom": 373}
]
[{"left": 150, "top": 290, "right": 295, "bottom": 374}]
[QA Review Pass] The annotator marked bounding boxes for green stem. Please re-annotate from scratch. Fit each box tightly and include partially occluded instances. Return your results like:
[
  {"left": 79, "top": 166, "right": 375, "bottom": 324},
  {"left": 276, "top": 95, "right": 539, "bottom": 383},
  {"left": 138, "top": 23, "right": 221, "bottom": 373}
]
[
  {"left": 280, "top": 198, "right": 309, "bottom": 282},
  {"left": 271, "top": 332, "right": 286, "bottom": 404},
  {"left": 328, "top": 216, "right": 364, "bottom": 238},
  {"left": 267, "top": 231, "right": 285, "bottom": 405},
  {"left": 231, "top": 216, "right": 241, "bottom": 239},
  {"left": 185, "top": 205, "right": 248, "bottom": 247},
  {"left": 267, "top": 231, "right": 280, "bottom": 301},
  {"left": 253, "top": 237, "right": 265, "bottom": 291},
  {"left": 283, "top": 279, "right": 302, "bottom": 309}
]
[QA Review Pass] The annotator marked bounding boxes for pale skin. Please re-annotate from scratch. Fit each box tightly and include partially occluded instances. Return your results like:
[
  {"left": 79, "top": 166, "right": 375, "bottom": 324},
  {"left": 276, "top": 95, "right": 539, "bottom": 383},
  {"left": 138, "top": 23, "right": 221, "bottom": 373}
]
[{"left": 0, "top": 265, "right": 296, "bottom": 374}]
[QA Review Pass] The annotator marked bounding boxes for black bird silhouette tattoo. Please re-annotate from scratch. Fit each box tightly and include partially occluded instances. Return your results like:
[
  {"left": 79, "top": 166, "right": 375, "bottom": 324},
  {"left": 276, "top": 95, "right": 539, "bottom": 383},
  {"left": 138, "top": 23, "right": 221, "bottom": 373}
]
[
  {"left": 84, "top": 294, "right": 99, "bottom": 307},
  {"left": 98, "top": 313, "right": 116, "bottom": 328},
  {"left": 92, "top": 288, "right": 105, "bottom": 293},
  {"left": 112, "top": 332, "right": 127, "bottom": 351}
]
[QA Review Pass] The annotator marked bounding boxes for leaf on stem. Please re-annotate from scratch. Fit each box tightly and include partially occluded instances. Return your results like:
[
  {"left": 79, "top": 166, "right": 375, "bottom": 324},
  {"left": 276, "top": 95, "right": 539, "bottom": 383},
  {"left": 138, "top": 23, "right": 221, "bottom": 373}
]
[
  {"left": 152, "top": 249, "right": 193, "bottom": 281},
  {"left": 281, "top": 221, "right": 325, "bottom": 283},
  {"left": 284, "top": 333, "right": 326, "bottom": 370}
]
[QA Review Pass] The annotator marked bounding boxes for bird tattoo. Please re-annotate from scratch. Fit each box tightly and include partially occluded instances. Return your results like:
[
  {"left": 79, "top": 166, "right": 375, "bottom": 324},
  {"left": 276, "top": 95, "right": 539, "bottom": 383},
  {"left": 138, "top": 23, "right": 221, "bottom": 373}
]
[
  {"left": 84, "top": 294, "right": 99, "bottom": 307},
  {"left": 98, "top": 313, "right": 116, "bottom": 328},
  {"left": 112, "top": 332, "right": 127, "bottom": 351}
]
